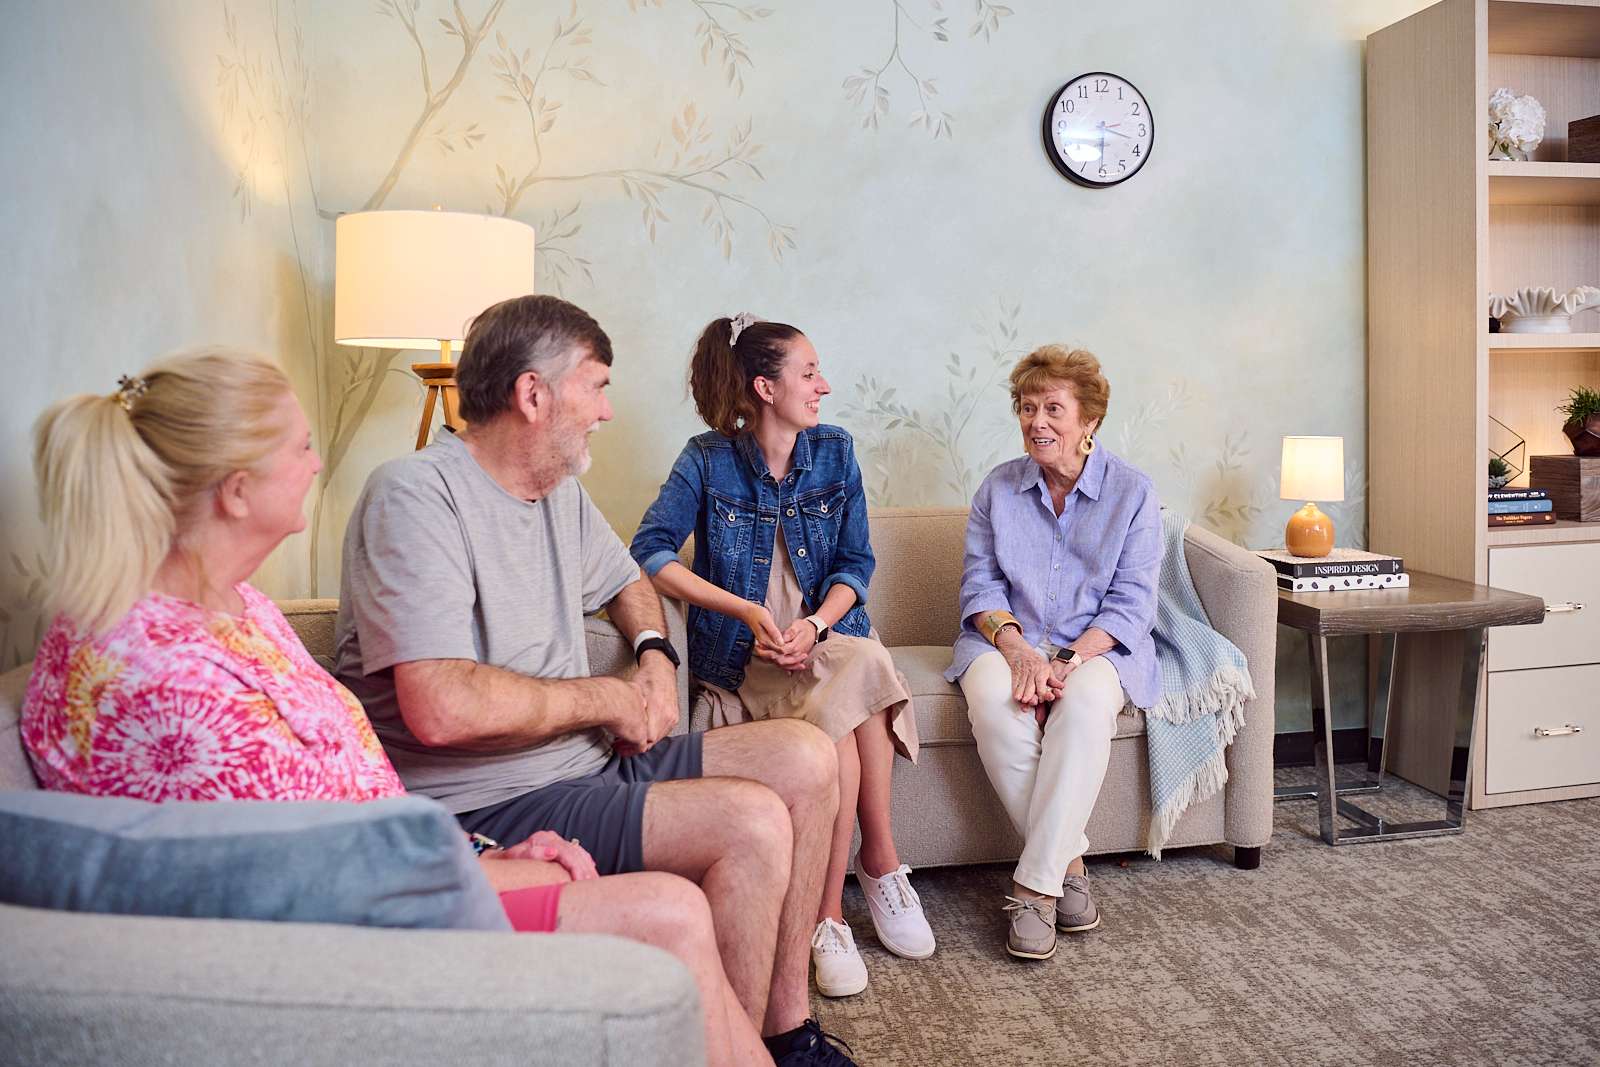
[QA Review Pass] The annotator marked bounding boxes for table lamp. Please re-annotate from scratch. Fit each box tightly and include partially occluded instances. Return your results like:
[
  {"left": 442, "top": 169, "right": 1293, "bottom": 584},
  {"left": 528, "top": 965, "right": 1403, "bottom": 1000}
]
[
  {"left": 1280, "top": 436, "right": 1344, "bottom": 557},
  {"left": 335, "top": 209, "right": 536, "bottom": 449}
]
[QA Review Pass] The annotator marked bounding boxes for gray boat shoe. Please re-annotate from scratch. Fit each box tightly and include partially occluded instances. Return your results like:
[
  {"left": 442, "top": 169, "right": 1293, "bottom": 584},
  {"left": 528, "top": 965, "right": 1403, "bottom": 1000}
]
[
  {"left": 1003, "top": 894, "right": 1057, "bottom": 960},
  {"left": 1056, "top": 873, "right": 1101, "bottom": 933}
]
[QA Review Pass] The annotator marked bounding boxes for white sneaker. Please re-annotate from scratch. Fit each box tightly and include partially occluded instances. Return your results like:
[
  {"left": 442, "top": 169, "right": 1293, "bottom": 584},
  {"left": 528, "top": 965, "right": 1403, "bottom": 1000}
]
[
  {"left": 810, "top": 917, "right": 868, "bottom": 997},
  {"left": 856, "top": 860, "right": 936, "bottom": 959}
]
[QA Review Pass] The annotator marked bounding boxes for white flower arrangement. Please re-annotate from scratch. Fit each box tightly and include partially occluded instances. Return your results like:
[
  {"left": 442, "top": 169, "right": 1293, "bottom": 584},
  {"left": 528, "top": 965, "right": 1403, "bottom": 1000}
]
[{"left": 1487, "top": 87, "right": 1546, "bottom": 161}]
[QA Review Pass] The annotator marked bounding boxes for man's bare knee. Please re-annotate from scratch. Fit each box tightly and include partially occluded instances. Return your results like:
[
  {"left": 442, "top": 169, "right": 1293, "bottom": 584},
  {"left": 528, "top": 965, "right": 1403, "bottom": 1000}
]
[
  {"left": 724, "top": 780, "right": 793, "bottom": 880},
  {"left": 777, "top": 720, "right": 839, "bottom": 805}
]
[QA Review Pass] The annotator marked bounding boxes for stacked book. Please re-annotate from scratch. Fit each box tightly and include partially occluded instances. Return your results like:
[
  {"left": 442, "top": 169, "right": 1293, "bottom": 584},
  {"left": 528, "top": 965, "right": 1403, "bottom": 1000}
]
[
  {"left": 1488, "top": 486, "right": 1554, "bottom": 527},
  {"left": 1256, "top": 548, "right": 1408, "bottom": 593}
]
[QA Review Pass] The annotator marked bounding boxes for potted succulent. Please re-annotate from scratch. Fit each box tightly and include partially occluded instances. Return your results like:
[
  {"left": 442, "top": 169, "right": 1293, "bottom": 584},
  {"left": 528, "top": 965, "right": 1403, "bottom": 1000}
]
[
  {"left": 1488, "top": 455, "right": 1513, "bottom": 488},
  {"left": 1557, "top": 386, "right": 1600, "bottom": 457}
]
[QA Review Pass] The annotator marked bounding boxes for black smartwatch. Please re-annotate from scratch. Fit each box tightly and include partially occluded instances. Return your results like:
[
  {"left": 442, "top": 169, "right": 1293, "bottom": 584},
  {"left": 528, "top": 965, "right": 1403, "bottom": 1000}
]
[
  {"left": 1053, "top": 648, "right": 1085, "bottom": 668},
  {"left": 633, "top": 630, "right": 681, "bottom": 668}
]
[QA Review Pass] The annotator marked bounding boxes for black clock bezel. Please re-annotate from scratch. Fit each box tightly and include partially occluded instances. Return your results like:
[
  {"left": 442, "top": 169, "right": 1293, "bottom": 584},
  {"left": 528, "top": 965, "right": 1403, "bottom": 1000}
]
[{"left": 1041, "top": 71, "right": 1155, "bottom": 189}]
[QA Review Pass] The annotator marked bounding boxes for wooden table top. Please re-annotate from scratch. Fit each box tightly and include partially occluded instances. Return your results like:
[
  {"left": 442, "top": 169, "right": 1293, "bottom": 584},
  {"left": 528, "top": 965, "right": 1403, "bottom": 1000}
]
[{"left": 1275, "top": 569, "right": 1546, "bottom": 636}]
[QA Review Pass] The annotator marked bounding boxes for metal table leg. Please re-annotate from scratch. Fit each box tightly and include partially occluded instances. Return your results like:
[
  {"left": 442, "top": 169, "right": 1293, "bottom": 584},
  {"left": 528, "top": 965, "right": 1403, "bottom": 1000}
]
[{"left": 1319, "top": 628, "right": 1485, "bottom": 844}]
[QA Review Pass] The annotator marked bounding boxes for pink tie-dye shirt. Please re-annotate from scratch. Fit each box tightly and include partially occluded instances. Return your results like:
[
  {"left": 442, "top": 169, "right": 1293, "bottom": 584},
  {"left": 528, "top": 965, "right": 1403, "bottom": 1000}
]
[{"left": 21, "top": 583, "right": 405, "bottom": 803}]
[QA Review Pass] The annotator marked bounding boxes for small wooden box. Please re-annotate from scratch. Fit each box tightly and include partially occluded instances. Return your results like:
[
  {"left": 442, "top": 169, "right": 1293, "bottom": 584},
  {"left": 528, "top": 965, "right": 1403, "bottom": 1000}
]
[
  {"left": 1572, "top": 115, "right": 1600, "bottom": 164},
  {"left": 1529, "top": 455, "right": 1600, "bottom": 521}
]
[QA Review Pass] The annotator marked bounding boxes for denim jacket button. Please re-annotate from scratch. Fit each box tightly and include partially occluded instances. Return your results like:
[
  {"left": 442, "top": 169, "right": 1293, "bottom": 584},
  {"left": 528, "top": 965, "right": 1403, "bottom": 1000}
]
[
  {"left": 797, "top": 547, "right": 808, "bottom": 558},
  {"left": 726, "top": 512, "right": 737, "bottom": 523},
  {"left": 786, "top": 507, "right": 795, "bottom": 517},
  {"left": 819, "top": 504, "right": 828, "bottom": 513}
]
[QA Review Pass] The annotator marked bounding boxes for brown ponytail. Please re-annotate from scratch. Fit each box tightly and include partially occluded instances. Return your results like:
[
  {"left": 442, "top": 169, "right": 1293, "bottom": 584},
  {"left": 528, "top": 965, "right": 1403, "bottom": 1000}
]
[{"left": 688, "top": 316, "right": 802, "bottom": 436}]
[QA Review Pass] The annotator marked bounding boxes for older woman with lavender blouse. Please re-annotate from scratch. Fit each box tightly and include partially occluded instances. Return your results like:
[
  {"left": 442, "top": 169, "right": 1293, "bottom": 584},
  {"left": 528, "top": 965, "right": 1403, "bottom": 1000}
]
[{"left": 946, "top": 345, "right": 1162, "bottom": 963}]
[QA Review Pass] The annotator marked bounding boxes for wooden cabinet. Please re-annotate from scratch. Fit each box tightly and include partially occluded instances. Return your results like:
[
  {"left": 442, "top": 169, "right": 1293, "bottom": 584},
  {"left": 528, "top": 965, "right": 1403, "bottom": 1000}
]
[{"left": 1367, "top": 0, "right": 1600, "bottom": 808}]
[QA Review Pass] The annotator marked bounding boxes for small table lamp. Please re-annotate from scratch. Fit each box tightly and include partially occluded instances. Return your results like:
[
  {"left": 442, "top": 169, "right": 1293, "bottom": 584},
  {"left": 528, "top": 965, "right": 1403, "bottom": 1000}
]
[
  {"left": 334, "top": 209, "right": 536, "bottom": 449},
  {"left": 1280, "top": 436, "right": 1345, "bottom": 557}
]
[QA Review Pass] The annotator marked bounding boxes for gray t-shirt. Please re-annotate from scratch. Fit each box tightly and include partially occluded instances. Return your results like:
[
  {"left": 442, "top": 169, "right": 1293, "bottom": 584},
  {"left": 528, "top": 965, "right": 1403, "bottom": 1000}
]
[{"left": 334, "top": 431, "right": 641, "bottom": 813}]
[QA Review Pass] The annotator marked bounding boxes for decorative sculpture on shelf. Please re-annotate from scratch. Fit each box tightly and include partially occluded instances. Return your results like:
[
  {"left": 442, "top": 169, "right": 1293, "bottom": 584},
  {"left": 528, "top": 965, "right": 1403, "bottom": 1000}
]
[
  {"left": 1487, "top": 286, "right": 1600, "bottom": 334},
  {"left": 1487, "top": 87, "right": 1546, "bottom": 160}
]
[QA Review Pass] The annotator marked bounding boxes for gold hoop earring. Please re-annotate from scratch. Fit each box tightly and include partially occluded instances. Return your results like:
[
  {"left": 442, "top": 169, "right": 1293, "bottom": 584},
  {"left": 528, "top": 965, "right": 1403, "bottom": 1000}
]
[{"left": 1079, "top": 434, "right": 1096, "bottom": 456}]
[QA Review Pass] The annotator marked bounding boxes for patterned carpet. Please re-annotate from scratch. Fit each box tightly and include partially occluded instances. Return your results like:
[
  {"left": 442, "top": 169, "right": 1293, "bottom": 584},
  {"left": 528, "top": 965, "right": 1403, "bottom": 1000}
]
[{"left": 810, "top": 769, "right": 1600, "bottom": 1067}]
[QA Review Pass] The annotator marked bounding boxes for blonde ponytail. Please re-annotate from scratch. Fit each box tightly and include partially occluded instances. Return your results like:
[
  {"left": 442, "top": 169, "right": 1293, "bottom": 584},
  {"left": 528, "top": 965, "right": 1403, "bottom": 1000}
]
[{"left": 31, "top": 348, "right": 292, "bottom": 634}]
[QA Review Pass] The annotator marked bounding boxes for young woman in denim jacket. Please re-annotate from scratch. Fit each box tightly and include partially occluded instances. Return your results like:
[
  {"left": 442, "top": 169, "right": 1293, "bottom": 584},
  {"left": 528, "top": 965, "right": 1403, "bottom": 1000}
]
[{"left": 631, "top": 314, "right": 935, "bottom": 997}]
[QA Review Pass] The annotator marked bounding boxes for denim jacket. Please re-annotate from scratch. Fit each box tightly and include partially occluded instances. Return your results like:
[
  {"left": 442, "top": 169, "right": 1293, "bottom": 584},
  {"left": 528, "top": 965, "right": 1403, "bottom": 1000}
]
[{"left": 630, "top": 425, "right": 874, "bottom": 690}]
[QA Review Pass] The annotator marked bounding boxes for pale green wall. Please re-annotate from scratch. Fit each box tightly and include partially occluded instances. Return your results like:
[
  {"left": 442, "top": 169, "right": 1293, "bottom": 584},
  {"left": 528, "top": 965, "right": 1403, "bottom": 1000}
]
[{"left": 0, "top": 0, "right": 1437, "bottom": 732}]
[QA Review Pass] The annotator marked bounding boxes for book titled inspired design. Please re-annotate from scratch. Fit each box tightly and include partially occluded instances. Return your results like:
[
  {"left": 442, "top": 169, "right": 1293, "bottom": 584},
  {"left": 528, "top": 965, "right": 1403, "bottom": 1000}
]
[
  {"left": 1256, "top": 547, "right": 1404, "bottom": 579},
  {"left": 1277, "top": 572, "right": 1411, "bottom": 593}
]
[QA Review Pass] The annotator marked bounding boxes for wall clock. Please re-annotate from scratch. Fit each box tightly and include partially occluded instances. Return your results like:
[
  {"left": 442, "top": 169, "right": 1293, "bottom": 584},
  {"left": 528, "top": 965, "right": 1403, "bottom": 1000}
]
[{"left": 1042, "top": 72, "right": 1154, "bottom": 188}]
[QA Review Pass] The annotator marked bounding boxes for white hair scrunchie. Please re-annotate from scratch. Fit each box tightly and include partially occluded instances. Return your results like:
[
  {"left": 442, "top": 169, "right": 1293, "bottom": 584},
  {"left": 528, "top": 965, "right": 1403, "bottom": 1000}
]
[{"left": 728, "top": 311, "right": 758, "bottom": 347}]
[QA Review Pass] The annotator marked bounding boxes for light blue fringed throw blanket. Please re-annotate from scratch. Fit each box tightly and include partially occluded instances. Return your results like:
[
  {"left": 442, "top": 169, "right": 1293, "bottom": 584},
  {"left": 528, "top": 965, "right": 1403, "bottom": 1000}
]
[{"left": 1144, "top": 510, "right": 1254, "bottom": 857}]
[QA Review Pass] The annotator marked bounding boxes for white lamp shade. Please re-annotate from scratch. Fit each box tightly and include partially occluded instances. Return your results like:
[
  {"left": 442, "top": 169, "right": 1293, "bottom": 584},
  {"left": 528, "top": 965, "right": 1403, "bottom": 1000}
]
[
  {"left": 1279, "top": 436, "right": 1345, "bottom": 501},
  {"left": 334, "top": 210, "right": 536, "bottom": 350}
]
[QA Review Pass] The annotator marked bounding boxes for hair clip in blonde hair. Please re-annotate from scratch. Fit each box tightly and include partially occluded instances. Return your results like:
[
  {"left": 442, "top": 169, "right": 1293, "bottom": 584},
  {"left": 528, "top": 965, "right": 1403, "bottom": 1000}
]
[
  {"left": 115, "top": 374, "right": 149, "bottom": 413},
  {"left": 728, "top": 312, "right": 758, "bottom": 347}
]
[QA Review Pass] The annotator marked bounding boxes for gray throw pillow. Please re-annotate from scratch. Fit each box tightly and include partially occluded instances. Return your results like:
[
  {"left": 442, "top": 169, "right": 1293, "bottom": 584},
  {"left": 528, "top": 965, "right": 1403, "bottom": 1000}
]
[{"left": 0, "top": 791, "right": 509, "bottom": 931}]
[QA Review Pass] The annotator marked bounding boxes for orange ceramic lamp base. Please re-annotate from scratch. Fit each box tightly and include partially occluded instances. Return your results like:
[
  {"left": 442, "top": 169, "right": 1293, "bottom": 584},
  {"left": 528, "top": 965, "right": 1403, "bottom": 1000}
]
[{"left": 1285, "top": 502, "right": 1335, "bottom": 557}]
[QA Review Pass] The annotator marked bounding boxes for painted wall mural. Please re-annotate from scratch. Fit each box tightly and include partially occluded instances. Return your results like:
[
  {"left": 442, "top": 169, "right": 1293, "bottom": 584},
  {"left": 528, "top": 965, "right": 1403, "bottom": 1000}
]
[{"left": 2, "top": 0, "right": 1438, "bottom": 731}]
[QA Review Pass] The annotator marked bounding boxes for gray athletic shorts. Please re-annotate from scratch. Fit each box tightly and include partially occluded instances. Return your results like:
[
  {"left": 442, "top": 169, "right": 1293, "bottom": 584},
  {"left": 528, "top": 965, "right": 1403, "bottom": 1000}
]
[{"left": 455, "top": 732, "right": 704, "bottom": 876}]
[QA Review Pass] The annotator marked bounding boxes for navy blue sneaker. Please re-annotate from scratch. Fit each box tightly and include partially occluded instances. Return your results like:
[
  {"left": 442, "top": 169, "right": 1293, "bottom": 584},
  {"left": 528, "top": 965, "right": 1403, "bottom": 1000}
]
[{"left": 766, "top": 1018, "right": 858, "bottom": 1066}]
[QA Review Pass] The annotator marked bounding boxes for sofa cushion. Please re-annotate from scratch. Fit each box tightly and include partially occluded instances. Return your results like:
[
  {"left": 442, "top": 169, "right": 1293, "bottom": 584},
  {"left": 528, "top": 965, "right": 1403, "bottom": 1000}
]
[
  {"left": 0, "top": 665, "right": 37, "bottom": 790},
  {"left": 0, "top": 791, "right": 510, "bottom": 931},
  {"left": 892, "top": 645, "right": 1145, "bottom": 747}
]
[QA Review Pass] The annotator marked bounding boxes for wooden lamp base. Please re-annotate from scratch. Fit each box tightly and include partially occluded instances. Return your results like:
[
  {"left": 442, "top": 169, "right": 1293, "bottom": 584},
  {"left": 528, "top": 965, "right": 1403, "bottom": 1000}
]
[
  {"left": 1285, "top": 501, "right": 1335, "bottom": 557},
  {"left": 412, "top": 361, "right": 465, "bottom": 450}
]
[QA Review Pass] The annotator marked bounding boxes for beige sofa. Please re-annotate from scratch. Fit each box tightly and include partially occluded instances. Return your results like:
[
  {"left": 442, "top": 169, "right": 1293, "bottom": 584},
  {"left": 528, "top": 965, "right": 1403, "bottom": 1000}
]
[{"left": 285, "top": 508, "right": 1277, "bottom": 869}]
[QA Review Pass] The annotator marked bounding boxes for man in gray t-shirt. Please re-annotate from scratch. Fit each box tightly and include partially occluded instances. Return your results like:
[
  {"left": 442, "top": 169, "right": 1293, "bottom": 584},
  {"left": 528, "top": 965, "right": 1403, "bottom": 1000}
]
[{"left": 334, "top": 295, "right": 848, "bottom": 1064}]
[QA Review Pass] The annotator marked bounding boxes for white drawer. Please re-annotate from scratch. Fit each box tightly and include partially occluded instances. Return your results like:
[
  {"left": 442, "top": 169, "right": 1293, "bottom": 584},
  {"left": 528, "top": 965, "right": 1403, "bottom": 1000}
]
[
  {"left": 1487, "top": 542, "right": 1600, "bottom": 671},
  {"left": 1484, "top": 665, "right": 1600, "bottom": 794}
]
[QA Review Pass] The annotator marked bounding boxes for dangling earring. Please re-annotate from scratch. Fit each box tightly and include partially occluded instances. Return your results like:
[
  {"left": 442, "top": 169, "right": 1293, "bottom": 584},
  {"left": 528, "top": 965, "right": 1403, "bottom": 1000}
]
[{"left": 1079, "top": 433, "right": 1096, "bottom": 456}]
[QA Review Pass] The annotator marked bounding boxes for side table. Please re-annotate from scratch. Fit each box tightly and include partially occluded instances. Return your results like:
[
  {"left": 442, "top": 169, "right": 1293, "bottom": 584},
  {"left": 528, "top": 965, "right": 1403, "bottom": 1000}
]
[{"left": 1275, "top": 570, "right": 1544, "bottom": 844}]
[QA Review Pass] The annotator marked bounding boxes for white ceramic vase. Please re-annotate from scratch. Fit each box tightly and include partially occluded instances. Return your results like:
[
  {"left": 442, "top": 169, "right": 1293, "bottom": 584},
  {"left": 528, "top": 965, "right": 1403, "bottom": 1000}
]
[{"left": 1489, "top": 286, "right": 1600, "bottom": 334}]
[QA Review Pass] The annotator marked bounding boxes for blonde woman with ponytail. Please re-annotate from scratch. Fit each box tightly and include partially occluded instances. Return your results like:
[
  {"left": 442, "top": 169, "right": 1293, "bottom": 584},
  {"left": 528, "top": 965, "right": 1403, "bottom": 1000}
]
[
  {"left": 20, "top": 351, "right": 776, "bottom": 1067},
  {"left": 631, "top": 315, "right": 936, "bottom": 999}
]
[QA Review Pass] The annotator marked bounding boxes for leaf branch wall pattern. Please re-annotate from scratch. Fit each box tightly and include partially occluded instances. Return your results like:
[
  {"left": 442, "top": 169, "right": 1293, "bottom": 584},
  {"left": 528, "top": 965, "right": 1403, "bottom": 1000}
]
[
  {"left": 365, "top": 0, "right": 507, "bottom": 211},
  {"left": 842, "top": 0, "right": 1014, "bottom": 139}
]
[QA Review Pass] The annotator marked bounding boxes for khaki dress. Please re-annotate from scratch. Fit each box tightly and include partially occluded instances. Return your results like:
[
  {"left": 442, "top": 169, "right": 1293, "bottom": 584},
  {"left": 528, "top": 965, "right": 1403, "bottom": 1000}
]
[{"left": 698, "top": 529, "right": 919, "bottom": 762}]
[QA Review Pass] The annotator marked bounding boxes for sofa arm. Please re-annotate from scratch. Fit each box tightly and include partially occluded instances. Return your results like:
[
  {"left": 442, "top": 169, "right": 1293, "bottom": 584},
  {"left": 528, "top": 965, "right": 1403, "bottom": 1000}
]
[
  {"left": 585, "top": 597, "right": 692, "bottom": 737},
  {"left": 1181, "top": 525, "right": 1277, "bottom": 852},
  {"left": 0, "top": 902, "right": 704, "bottom": 1067}
]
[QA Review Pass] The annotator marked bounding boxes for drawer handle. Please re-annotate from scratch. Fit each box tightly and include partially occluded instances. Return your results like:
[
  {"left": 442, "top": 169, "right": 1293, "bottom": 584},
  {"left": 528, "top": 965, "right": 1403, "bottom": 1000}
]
[
  {"left": 1544, "top": 602, "right": 1585, "bottom": 614},
  {"left": 1533, "top": 724, "right": 1583, "bottom": 738}
]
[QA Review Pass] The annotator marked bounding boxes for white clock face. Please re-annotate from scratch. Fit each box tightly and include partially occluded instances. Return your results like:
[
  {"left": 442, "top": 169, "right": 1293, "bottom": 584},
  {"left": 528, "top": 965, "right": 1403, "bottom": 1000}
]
[{"left": 1044, "top": 72, "right": 1154, "bottom": 187}]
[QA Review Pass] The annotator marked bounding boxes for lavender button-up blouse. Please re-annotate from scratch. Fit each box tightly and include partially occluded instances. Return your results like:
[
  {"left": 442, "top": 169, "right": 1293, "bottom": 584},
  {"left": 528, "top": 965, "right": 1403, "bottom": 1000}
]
[{"left": 945, "top": 447, "right": 1164, "bottom": 709}]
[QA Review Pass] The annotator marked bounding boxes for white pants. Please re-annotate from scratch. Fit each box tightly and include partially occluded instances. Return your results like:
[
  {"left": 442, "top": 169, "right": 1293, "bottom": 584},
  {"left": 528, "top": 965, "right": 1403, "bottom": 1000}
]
[{"left": 960, "top": 648, "right": 1125, "bottom": 898}]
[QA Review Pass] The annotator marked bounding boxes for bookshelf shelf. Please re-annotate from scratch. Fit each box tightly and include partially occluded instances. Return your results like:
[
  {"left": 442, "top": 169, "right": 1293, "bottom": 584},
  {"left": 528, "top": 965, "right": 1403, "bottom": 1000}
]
[
  {"left": 1489, "top": 333, "right": 1600, "bottom": 349},
  {"left": 1488, "top": 0, "right": 1600, "bottom": 57},
  {"left": 1487, "top": 518, "right": 1600, "bottom": 546},
  {"left": 1487, "top": 162, "right": 1600, "bottom": 206}
]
